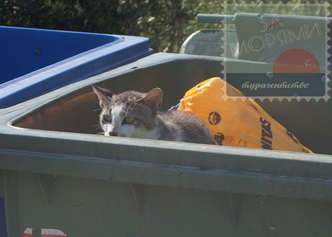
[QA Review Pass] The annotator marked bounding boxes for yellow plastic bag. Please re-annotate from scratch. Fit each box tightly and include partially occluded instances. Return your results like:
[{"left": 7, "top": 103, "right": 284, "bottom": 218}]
[{"left": 178, "top": 77, "right": 312, "bottom": 153}]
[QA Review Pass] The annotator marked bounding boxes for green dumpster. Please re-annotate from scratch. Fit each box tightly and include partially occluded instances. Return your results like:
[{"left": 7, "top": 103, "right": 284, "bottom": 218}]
[{"left": 0, "top": 52, "right": 331, "bottom": 237}]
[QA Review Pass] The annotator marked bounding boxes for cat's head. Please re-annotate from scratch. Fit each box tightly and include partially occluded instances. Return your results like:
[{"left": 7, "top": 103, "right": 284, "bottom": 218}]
[{"left": 92, "top": 86, "right": 163, "bottom": 138}]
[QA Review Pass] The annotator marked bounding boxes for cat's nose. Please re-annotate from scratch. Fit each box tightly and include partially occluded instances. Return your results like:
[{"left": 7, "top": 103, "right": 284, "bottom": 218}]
[{"left": 108, "top": 131, "right": 118, "bottom": 136}]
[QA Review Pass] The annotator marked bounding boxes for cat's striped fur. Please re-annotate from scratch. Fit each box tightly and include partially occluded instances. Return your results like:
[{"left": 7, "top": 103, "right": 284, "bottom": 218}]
[{"left": 92, "top": 86, "right": 214, "bottom": 144}]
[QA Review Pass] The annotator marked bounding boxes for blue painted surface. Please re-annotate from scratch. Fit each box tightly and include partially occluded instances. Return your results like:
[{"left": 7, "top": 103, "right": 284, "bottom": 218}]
[{"left": 0, "top": 26, "right": 152, "bottom": 108}]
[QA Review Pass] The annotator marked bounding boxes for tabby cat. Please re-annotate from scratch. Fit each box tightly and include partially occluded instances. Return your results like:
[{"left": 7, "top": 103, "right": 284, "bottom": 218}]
[{"left": 92, "top": 86, "right": 214, "bottom": 144}]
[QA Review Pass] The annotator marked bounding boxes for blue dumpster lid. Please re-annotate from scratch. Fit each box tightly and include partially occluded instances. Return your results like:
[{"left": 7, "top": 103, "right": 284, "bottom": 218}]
[{"left": 0, "top": 26, "right": 152, "bottom": 108}]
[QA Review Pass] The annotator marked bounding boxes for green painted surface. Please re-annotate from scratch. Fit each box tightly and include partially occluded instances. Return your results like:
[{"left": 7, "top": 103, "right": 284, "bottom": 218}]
[{"left": 0, "top": 53, "right": 331, "bottom": 236}]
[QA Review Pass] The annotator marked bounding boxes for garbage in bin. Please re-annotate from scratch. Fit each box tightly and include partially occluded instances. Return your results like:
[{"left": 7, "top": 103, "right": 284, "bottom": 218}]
[
  {"left": 178, "top": 77, "right": 313, "bottom": 153},
  {"left": 0, "top": 26, "right": 152, "bottom": 108}
]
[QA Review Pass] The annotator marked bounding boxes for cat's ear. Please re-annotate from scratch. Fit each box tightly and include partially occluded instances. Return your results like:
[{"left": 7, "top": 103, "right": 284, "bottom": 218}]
[
  {"left": 92, "top": 85, "right": 113, "bottom": 108},
  {"left": 142, "top": 88, "right": 163, "bottom": 112}
]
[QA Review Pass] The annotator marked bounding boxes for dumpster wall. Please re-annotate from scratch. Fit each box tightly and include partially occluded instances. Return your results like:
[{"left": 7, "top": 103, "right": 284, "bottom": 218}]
[
  {"left": 0, "top": 53, "right": 332, "bottom": 237},
  {"left": 5, "top": 171, "right": 332, "bottom": 237}
]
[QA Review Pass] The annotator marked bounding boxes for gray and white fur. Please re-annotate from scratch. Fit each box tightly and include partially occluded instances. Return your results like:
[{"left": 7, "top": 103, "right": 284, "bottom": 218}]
[{"left": 92, "top": 86, "right": 214, "bottom": 144}]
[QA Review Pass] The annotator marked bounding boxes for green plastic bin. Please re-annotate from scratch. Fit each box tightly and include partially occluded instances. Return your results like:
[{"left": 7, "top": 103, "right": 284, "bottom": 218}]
[
  {"left": 181, "top": 13, "right": 328, "bottom": 62},
  {"left": 180, "top": 13, "right": 330, "bottom": 100},
  {"left": 0, "top": 53, "right": 332, "bottom": 237}
]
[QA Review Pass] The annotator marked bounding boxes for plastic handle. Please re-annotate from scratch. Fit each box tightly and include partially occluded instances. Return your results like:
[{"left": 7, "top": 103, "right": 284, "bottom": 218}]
[{"left": 197, "top": 14, "right": 234, "bottom": 24}]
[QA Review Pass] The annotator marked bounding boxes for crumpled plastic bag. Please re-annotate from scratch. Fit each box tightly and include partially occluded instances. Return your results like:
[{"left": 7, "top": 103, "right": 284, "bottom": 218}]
[{"left": 177, "top": 77, "right": 312, "bottom": 153}]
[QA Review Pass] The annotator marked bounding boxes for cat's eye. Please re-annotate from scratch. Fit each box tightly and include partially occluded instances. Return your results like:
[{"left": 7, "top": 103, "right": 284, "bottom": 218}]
[
  {"left": 102, "top": 114, "right": 112, "bottom": 123},
  {"left": 123, "top": 117, "right": 136, "bottom": 124}
]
